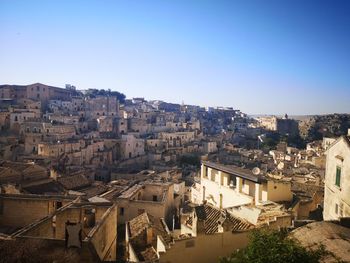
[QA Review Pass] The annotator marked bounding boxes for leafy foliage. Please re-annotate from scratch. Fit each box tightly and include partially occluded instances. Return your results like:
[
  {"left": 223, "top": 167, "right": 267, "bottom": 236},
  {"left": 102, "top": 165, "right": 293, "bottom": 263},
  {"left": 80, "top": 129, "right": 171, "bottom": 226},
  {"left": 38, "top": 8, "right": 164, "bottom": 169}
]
[
  {"left": 285, "top": 135, "right": 306, "bottom": 149},
  {"left": 0, "top": 239, "right": 80, "bottom": 263},
  {"left": 260, "top": 132, "right": 280, "bottom": 151},
  {"left": 260, "top": 132, "right": 306, "bottom": 151},
  {"left": 85, "top": 88, "right": 126, "bottom": 103},
  {"left": 179, "top": 154, "right": 201, "bottom": 167},
  {"left": 219, "top": 229, "right": 329, "bottom": 263}
]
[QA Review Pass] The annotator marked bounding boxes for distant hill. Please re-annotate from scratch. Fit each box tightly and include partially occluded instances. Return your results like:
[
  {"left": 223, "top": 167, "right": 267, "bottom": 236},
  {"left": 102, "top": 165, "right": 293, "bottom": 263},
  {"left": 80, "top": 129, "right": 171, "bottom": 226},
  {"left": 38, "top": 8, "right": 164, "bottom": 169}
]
[{"left": 299, "top": 114, "right": 350, "bottom": 140}]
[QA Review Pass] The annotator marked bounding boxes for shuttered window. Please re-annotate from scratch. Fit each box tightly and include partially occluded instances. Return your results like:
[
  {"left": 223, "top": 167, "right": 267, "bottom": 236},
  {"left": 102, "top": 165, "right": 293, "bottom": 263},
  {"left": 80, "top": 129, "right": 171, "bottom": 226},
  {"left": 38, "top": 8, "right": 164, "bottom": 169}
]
[{"left": 335, "top": 166, "right": 341, "bottom": 187}]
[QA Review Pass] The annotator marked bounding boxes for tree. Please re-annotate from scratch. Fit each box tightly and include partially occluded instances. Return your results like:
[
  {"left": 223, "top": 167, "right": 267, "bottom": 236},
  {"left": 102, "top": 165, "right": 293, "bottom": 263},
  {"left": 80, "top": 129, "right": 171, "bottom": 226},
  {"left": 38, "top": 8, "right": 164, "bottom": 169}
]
[
  {"left": 260, "top": 132, "right": 280, "bottom": 152},
  {"left": 179, "top": 154, "right": 201, "bottom": 167},
  {"left": 85, "top": 89, "right": 126, "bottom": 103},
  {"left": 219, "top": 229, "right": 329, "bottom": 263}
]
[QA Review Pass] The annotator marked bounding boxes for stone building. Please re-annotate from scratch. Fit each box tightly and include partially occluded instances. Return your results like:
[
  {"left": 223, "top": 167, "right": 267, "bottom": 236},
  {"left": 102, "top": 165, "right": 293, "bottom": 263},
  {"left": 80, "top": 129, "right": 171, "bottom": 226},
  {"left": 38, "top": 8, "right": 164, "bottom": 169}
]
[
  {"left": 203, "top": 141, "right": 217, "bottom": 153},
  {"left": 324, "top": 135, "right": 350, "bottom": 220},
  {"left": 0, "top": 195, "right": 117, "bottom": 262},
  {"left": 9, "top": 110, "right": 37, "bottom": 132},
  {"left": 0, "top": 83, "right": 74, "bottom": 108},
  {"left": 120, "top": 134, "right": 145, "bottom": 159},
  {"left": 158, "top": 131, "right": 195, "bottom": 147},
  {"left": 106, "top": 181, "right": 175, "bottom": 226},
  {"left": 85, "top": 96, "right": 119, "bottom": 118},
  {"left": 194, "top": 161, "right": 293, "bottom": 208},
  {"left": 257, "top": 115, "right": 299, "bottom": 136},
  {"left": 0, "top": 161, "right": 48, "bottom": 185}
]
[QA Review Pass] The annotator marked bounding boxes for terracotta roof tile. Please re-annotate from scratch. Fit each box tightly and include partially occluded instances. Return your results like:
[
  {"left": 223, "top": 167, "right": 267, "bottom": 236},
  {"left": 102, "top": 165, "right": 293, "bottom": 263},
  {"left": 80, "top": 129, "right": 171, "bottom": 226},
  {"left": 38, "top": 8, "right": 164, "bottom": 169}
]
[
  {"left": 195, "top": 204, "right": 253, "bottom": 234},
  {"left": 58, "top": 174, "right": 90, "bottom": 190},
  {"left": 129, "top": 212, "right": 151, "bottom": 238}
]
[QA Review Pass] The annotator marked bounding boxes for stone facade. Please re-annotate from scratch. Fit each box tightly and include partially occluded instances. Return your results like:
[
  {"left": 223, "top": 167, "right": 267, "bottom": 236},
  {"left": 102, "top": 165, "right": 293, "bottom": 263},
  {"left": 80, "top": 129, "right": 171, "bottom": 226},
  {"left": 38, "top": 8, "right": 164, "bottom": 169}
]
[{"left": 324, "top": 136, "right": 350, "bottom": 220}]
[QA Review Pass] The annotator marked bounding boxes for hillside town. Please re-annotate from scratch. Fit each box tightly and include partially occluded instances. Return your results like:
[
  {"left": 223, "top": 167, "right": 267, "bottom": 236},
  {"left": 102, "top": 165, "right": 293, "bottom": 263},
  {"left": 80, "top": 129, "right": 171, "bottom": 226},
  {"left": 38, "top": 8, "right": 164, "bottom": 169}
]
[{"left": 0, "top": 83, "right": 350, "bottom": 262}]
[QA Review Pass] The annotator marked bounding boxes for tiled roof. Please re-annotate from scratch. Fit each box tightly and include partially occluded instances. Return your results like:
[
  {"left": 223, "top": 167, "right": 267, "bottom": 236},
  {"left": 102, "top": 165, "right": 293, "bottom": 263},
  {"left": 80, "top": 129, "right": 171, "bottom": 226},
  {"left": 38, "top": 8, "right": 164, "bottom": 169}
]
[
  {"left": 0, "top": 161, "right": 45, "bottom": 175},
  {"left": 185, "top": 216, "right": 193, "bottom": 227},
  {"left": 79, "top": 184, "right": 109, "bottom": 198},
  {"left": 128, "top": 212, "right": 172, "bottom": 259},
  {"left": 23, "top": 180, "right": 65, "bottom": 195},
  {"left": 196, "top": 204, "right": 225, "bottom": 234},
  {"left": 195, "top": 204, "right": 253, "bottom": 234},
  {"left": 148, "top": 214, "right": 172, "bottom": 245},
  {"left": 100, "top": 186, "right": 128, "bottom": 201},
  {"left": 58, "top": 174, "right": 90, "bottom": 190},
  {"left": 118, "top": 184, "right": 142, "bottom": 199},
  {"left": 225, "top": 212, "right": 254, "bottom": 232},
  {"left": 140, "top": 246, "right": 158, "bottom": 262},
  {"left": 128, "top": 212, "right": 151, "bottom": 238}
]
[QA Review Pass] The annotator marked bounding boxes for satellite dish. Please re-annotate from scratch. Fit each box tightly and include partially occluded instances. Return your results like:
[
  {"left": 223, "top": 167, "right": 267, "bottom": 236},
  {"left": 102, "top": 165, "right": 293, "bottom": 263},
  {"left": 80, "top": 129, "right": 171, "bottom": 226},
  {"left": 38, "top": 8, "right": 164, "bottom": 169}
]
[{"left": 252, "top": 167, "right": 261, "bottom": 175}]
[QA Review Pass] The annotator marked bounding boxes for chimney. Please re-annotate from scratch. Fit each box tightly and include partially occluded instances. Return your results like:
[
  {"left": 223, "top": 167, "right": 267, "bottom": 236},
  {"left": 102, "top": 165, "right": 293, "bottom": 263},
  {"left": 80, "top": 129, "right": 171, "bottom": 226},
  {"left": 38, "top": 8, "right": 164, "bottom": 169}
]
[{"left": 50, "top": 168, "right": 58, "bottom": 180}]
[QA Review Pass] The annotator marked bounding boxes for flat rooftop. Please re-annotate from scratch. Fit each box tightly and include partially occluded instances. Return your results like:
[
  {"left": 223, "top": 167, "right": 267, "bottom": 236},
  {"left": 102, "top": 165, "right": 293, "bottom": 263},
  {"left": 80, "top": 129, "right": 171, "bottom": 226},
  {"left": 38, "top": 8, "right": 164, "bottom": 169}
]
[{"left": 202, "top": 161, "right": 267, "bottom": 183}]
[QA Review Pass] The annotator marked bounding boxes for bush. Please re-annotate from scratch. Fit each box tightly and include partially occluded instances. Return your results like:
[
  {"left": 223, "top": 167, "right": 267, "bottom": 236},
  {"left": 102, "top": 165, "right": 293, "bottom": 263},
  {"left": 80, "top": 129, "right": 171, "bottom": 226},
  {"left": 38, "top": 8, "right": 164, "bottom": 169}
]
[
  {"left": 219, "top": 229, "right": 329, "bottom": 263},
  {"left": 179, "top": 154, "right": 201, "bottom": 167}
]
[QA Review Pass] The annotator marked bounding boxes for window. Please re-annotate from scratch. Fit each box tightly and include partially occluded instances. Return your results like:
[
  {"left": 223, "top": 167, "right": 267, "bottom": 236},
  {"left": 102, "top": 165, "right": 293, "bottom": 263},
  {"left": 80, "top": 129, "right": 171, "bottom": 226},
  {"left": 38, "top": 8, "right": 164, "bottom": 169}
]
[
  {"left": 335, "top": 166, "right": 341, "bottom": 187},
  {"left": 229, "top": 176, "right": 237, "bottom": 188},
  {"left": 120, "top": 207, "right": 124, "bottom": 216},
  {"left": 56, "top": 201, "right": 62, "bottom": 209},
  {"left": 152, "top": 195, "right": 158, "bottom": 201},
  {"left": 335, "top": 203, "right": 339, "bottom": 215},
  {"left": 37, "top": 86, "right": 40, "bottom": 91},
  {"left": 37, "top": 94, "right": 40, "bottom": 98},
  {"left": 84, "top": 208, "right": 96, "bottom": 227},
  {"left": 211, "top": 171, "right": 216, "bottom": 182}
]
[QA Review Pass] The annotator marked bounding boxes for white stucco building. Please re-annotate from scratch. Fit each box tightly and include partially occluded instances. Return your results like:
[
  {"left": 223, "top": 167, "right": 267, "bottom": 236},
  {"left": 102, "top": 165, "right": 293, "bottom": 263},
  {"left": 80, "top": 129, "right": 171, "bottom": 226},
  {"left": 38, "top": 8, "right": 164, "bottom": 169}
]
[
  {"left": 194, "top": 161, "right": 292, "bottom": 209},
  {"left": 324, "top": 134, "right": 350, "bottom": 221}
]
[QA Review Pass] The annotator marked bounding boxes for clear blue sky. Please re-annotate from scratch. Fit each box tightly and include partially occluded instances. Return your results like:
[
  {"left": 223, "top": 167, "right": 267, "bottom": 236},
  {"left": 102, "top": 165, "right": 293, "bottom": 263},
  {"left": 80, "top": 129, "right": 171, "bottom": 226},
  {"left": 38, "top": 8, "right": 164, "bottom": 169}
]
[{"left": 1, "top": 0, "right": 349, "bottom": 115}]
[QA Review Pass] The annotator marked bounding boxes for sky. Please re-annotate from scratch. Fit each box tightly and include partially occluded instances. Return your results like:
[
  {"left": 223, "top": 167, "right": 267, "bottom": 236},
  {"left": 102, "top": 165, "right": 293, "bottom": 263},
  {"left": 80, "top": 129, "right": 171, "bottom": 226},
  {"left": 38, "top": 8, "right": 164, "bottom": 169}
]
[{"left": 1, "top": 0, "right": 350, "bottom": 115}]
